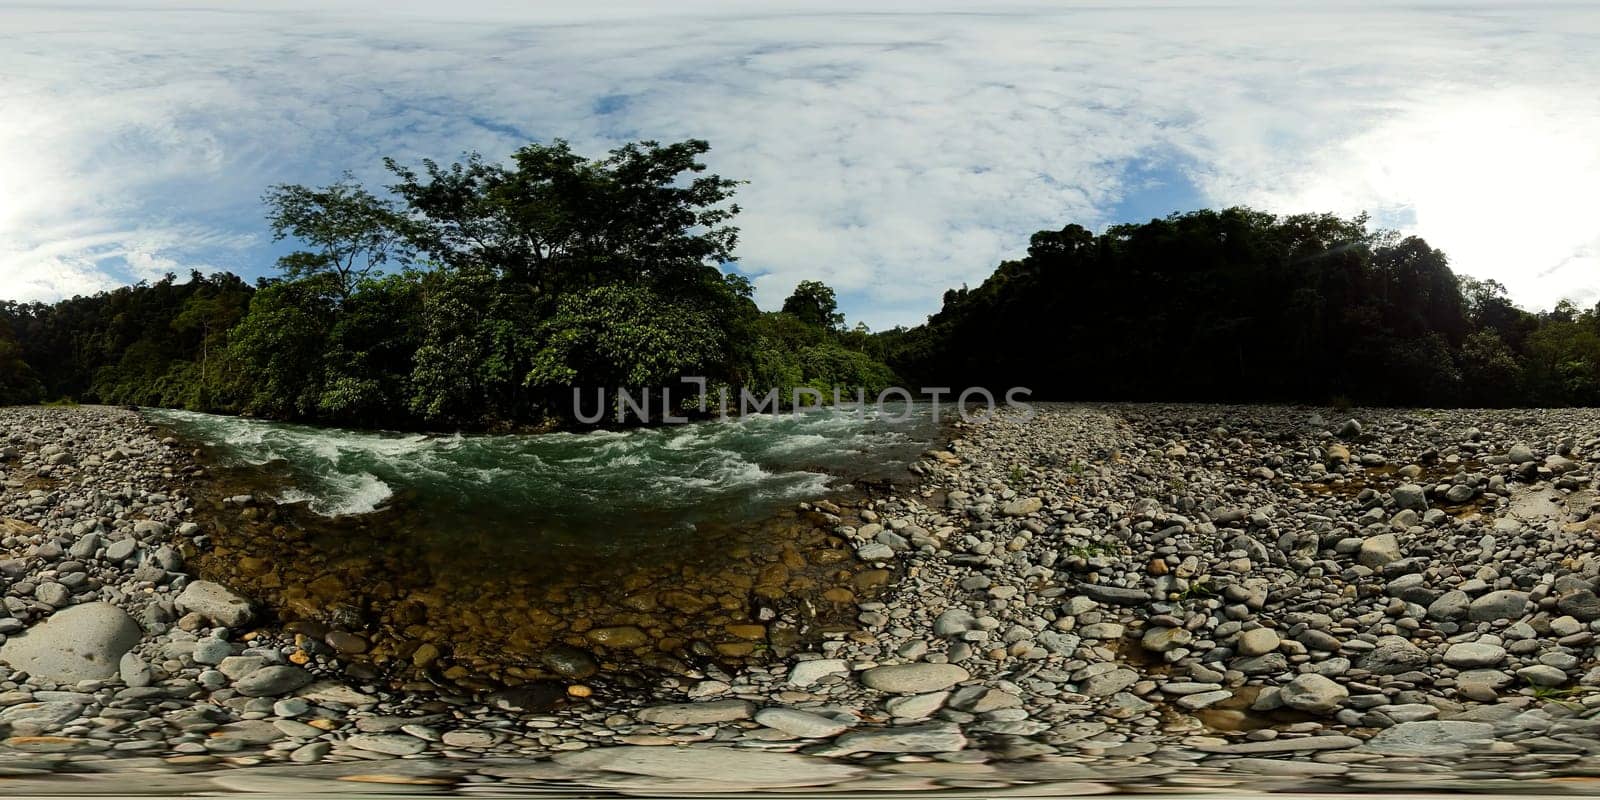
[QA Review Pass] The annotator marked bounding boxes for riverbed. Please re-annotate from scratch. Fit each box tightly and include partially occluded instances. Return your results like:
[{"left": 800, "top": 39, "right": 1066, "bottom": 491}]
[{"left": 145, "top": 406, "right": 938, "bottom": 692}]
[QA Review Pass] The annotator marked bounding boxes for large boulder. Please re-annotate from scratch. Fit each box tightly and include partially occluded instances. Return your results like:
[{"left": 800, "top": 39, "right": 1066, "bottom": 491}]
[
  {"left": 1468, "top": 590, "right": 1530, "bottom": 623},
  {"left": 234, "top": 665, "right": 314, "bottom": 697},
  {"left": 1362, "top": 720, "right": 1495, "bottom": 757},
  {"left": 1358, "top": 534, "right": 1402, "bottom": 568},
  {"left": 0, "top": 602, "right": 142, "bottom": 683},
  {"left": 1280, "top": 673, "right": 1348, "bottom": 713},
  {"left": 175, "top": 581, "right": 254, "bottom": 628},
  {"left": 1391, "top": 484, "right": 1428, "bottom": 512},
  {"left": 1358, "top": 635, "right": 1428, "bottom": 675},
  {"left": 859, "top": 663, "right": 969, "bottom": 694}
]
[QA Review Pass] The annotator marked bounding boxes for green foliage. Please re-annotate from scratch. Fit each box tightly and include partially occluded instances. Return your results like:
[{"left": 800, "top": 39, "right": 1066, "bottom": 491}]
[
  {"left": 736, "top": 280, "right": 899, "bottom": 408},
  {"left": 527, "top": 284, "right": 724, "bottom": 389},
  {"left": 210, "top": 140, "right": 889, "bottom": 429},
  {"left": 222, "top": 279, "right": 333, "bottom": 418},
  {"left": 0, "top": 320, "right": 41, "bottom": 405},
  {"left": 19, "top": 161, "right": 1600, "bottom": 425},
  {"left": 782, "top": 280, "right": 845, "bottom": 331},
  {"left": 881, "top": 208, "right": 1588, "bottom": 408},
  {"left": 1459, "top": 330, "right": 1525, "bottom": 406},
  {"left": 265, "top": 176, "right": 411, "bottom": 301},
  {"left": 2, "top": 271, "right": 252, "bottom": 410}
]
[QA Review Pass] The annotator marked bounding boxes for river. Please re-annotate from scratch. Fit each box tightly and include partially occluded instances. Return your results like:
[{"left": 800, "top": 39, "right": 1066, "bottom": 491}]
[{"left": 143, "top": 405, "right": 938, "bottom": 691}]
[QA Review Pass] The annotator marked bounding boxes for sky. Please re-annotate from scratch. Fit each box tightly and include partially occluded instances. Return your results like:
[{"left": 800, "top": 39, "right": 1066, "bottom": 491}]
[{"left": 2, "top": 1, "right": 1598, "bottom": 329}]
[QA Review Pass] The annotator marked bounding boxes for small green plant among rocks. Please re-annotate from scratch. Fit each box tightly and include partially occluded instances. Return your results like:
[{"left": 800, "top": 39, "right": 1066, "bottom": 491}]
[
  {"left": 1172, "top": 576, "right": 1216, "bottom": 601},
  {"left": 1527, "top": 682, "right": 1589, "bottom": 709}
]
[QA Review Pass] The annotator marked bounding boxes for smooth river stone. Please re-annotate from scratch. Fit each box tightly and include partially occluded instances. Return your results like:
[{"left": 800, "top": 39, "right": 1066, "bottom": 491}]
[
  {"left": 0, "top": 602, "right": 141, "bottom": 683},
  {"left": 636, "top": 699, "right": 754, "bottom": 725},
  {"left": 554, "top": 746, "right": 862, "bottom": 788},
  {"left": 859, "top": 663, "right": 969, "bottom": 694},
  {"left": 754, "top": 707, "right": 851, "bottom": 738}
]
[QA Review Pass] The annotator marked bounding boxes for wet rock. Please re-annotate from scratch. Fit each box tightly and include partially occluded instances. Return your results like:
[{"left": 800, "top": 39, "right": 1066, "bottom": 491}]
[
  {"left": 541, "top": 645, "right": 599, "bottom": 679},
  {"left": 486, "top": 684, "right": 565, "bottom": 713},
  {"left": 324, "top": 630, "right": 368, "bottom": 655},
  {"left": 584, "top": 626, "right": 649, "bottom": 649}
]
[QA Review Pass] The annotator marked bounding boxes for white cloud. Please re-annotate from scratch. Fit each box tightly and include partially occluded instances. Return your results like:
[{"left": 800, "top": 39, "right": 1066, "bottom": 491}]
[{"left": 0, "top": 2, "right": 1597, "bottom": 327}]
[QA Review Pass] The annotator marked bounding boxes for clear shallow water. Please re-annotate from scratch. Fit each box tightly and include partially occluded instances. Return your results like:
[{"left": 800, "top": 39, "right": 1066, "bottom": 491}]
[{"left": 146, "top": 406, "right": 935, "bottom": 549}]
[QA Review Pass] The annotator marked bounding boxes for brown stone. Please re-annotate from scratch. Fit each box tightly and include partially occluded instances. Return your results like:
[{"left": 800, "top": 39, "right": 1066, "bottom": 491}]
[
  {"left": 725, "top": 624, "right": 767, "bottom": 640},
  {"left": 237, "top": 557, "right": 271, "bottom": 576},
  {"left": 660, "top": 590, "right": 710, "bottom": 614},
  {"left": 325, "top": 630, "right": 369, "bottom": 655},
  {"left": 759, "top": 564, "right": 790, "bottom": 586},
  {"left": 412, "top": 643, "right": 442, "bottom": 667},
  {"left": 853, "top": 570, "right": 892, "bottom": 590},
  {"left": 585, "top": 626, "right": 650, "bottom": 649}
]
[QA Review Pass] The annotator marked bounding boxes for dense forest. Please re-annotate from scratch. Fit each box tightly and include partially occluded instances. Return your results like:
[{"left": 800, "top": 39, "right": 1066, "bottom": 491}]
[
  {"left": 0, "top": 140, "right": 895, "bottom": 430},
  {"left": 2, "top": 139, "right": 1598, "bottom": 426},
  {"left": 886, "top": 208, "right": 1599, "bottom": 408}
]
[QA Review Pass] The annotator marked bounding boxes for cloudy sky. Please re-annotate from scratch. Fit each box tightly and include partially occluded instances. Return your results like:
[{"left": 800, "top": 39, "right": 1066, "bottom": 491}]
[{"left": 3, "top": 1, "right": 1597, "bottom": 328}]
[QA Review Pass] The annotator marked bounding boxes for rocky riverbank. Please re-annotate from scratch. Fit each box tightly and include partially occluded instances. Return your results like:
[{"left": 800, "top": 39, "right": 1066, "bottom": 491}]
[{"left": 4, "top": 402, "right": 1600, "bottom": 795}]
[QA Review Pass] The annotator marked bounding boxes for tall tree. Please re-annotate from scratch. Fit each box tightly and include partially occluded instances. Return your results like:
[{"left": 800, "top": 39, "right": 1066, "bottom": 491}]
[
  {"left": 781, "top": 280, "right": 845, "bottom": 331},
  {"left": 264, "top": 175, "right": 411, "bottom": 302}
]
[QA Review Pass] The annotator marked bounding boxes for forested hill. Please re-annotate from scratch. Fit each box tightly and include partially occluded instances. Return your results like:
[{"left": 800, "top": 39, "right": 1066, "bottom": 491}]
[{"left": 883, "top": 208, "right": 1595, "bottom": 408}]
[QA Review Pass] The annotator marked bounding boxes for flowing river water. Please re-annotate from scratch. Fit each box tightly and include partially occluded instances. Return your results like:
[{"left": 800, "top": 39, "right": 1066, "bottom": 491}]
[{"left": 145, "top": 406, "right": 937, "bottom": 698}]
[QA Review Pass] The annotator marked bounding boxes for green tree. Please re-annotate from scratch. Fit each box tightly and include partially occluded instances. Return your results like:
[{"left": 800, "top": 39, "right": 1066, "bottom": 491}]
[
  {"left": 385, "top": 139, "right": 740, "bottom": 290},
  {"left": 1459, "top": 330, "right": 1525, "bottom": 406},
  {"left": 0, "top": 320, "right": 41, "bottom": 405},
  {"left": 265, "top": 175, "right": 411, "bottom": 302},
  {"left": 224, "top": 280, "right": 334, "bottom": 418},
  {"left": 781, "top": 280, "right": 845, "bottom": 331}
]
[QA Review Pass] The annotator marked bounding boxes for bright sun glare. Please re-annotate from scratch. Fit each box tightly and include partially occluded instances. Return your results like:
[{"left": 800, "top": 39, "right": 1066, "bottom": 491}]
[{"left": 1312, "top": 89, "right": 1600, "bottom": 309}]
